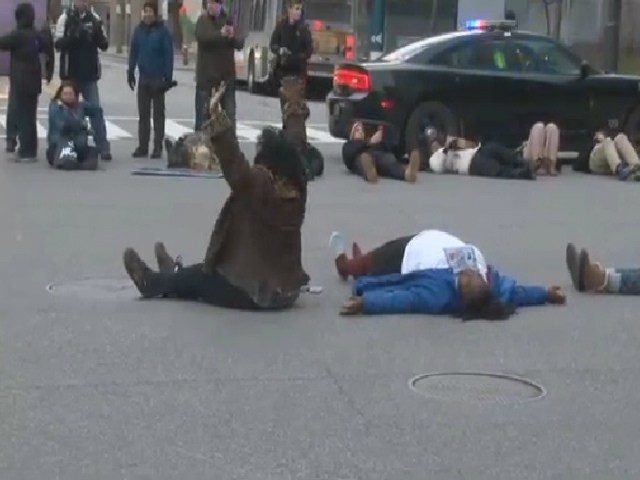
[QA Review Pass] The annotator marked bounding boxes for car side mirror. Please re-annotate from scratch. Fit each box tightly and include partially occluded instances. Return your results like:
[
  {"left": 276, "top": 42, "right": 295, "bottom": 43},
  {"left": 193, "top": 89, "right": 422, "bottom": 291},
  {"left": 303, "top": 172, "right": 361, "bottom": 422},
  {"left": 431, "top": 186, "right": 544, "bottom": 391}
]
[{"left": 579, "top": 61, "right": 590, "bottom": 79}]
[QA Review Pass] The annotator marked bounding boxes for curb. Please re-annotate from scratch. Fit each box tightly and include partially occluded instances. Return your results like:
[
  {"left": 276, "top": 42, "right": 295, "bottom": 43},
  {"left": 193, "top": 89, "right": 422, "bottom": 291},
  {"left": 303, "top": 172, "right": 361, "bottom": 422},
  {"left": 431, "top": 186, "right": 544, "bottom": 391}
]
[{"left": 101, "top": 51, "right": 195, "bottom": 71}]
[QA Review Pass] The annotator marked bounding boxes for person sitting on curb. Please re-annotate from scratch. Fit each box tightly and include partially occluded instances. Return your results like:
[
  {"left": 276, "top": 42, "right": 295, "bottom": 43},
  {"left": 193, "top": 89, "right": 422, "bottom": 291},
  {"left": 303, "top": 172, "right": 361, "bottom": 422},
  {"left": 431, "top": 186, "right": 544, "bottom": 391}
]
[
  {"left": 331, "top": 229, "right": 565, "bottom": 319},
  {"left": 566, "top": 242, "right": 640, "bottom": 294},
  {"left": 573, "top": 129, "right": 640, "bottom": 181},
  {"left": 342, "top": 121, "right": 421, "bottom": 183}
]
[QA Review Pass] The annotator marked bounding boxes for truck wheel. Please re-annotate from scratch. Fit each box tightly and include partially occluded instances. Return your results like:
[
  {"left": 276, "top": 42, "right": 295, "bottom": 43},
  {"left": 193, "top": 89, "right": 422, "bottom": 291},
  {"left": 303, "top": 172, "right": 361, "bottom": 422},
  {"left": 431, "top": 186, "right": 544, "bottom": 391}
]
[
  {"left": 247, "top": 52, "right": 258, "bottom": 94},
  {"left": 404, "top": 101, "right": 459, "bottom": 153}
]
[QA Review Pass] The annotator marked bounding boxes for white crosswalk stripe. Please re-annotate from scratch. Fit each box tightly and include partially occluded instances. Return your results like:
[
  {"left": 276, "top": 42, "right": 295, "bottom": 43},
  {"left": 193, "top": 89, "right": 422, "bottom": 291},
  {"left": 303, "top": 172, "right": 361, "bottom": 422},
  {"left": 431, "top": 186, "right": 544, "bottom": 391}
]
[{"left": 0, "top": 112, "right": 345, "bottom": 144}]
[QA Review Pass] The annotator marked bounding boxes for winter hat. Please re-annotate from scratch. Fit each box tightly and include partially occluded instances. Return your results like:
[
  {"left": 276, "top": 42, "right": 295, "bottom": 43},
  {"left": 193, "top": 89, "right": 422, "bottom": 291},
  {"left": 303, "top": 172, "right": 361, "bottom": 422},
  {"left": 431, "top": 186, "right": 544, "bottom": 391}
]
[{"left": 143, "top": 1, "right": 158, "bottom": 14}]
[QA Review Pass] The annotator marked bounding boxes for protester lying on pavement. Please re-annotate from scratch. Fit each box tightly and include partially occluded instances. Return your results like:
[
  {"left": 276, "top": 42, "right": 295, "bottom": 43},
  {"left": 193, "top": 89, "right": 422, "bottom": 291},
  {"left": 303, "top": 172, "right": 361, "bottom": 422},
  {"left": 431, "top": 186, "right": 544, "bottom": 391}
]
[
  {"left": 46, "top": 81, "right": 100, "bottom": 170},
  {"left": 572, "top": 129, "right": 640, "bottom": 181},
  {"left": 566, "top": 242, "right": 640, "bottom": 294},
  {"left": 333, "top": 229, "right": 566, "bottom": 320},
  {"left": 520, "top": 122, "right": 560, "bottom": 175},
  {"left": 342, "top": 121, "right": 421, "bottom": 183},
  {"left": 123, "top": 83, "right": 311, "bottom": 310}
]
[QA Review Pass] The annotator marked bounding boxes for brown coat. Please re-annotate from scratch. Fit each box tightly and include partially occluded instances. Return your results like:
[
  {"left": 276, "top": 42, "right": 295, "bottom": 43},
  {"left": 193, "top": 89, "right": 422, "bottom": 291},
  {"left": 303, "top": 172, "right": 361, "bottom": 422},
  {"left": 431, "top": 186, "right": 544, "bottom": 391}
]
[
  {"left": 195, "top": 12, "right": 243, "bottom": 87},
  {"left": 202, "top": 125, "right": 309, "bottom": 309}
]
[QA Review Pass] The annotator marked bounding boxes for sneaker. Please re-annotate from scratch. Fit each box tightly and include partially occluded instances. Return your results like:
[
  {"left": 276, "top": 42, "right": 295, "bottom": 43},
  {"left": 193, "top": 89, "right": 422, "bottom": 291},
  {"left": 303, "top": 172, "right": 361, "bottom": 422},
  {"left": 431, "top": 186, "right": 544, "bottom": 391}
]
[
  {"left": 5, "top": 139, "right": 16, "bottom": 153},
  {"left": 100, "top": 152, "right": 112, "bottom": 161},
  {"left": 616, "top": 163, "right": 636, "bottom": 180},
  {"left": 131, "top": 147, "right": 148, "bottom": 158}
]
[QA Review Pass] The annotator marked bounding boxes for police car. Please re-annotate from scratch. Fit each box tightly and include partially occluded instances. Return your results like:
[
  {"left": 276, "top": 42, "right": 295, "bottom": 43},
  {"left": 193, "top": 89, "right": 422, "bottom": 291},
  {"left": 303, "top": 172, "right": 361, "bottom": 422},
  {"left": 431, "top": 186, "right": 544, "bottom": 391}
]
[{"left": 326, "top": 20, "right": 640, "bottom": 157}]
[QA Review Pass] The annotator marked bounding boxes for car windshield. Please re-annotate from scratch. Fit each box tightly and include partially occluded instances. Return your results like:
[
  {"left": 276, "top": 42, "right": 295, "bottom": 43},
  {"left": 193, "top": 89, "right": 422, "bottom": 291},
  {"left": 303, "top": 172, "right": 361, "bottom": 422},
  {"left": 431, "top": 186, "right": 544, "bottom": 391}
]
[{"left": 381, "top": 32, "right": 474, "bottom": 62}]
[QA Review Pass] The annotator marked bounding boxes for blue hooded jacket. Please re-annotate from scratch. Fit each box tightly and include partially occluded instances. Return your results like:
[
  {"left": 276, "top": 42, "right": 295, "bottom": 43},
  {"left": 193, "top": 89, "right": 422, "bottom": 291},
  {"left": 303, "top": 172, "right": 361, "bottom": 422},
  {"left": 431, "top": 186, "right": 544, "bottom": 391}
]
[
  {"left": 47, "top": 99, "right": 102, "bottom": 149},
  {"left": 353, "top": 267, "right": 548, "bottom": 315},
  {"left": 128, "top": 20, "right": 173, "bottom": 81}
]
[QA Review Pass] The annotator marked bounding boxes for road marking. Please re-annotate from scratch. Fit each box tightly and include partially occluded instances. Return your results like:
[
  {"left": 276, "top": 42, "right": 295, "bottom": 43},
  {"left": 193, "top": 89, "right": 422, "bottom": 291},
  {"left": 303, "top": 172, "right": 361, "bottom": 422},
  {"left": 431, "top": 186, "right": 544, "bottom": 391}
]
[
  {"left": 0, "top": 114, "right": 47, "bottom": 138},
  {"left": 105, "top": 120, "right": 133, "bottom": 139},
  {"left": 235, "top": 123, "right": 264, "bottom": 142},
  {"left": 163, "top": 119, "right": 193, "bottom": 139},
  {"left": 306, "top": 127, "right": 339, "bottom": 143}
]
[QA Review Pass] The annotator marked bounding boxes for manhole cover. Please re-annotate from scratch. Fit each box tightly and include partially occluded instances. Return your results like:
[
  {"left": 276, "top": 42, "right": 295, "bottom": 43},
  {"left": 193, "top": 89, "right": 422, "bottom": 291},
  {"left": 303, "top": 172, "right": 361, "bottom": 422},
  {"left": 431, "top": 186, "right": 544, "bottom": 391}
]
[
  {"left": 408, "top": 372, "right": 545, "bottom": 404},
  {"left": 46, "top": 276, "right": 137, "bottom": 300}
]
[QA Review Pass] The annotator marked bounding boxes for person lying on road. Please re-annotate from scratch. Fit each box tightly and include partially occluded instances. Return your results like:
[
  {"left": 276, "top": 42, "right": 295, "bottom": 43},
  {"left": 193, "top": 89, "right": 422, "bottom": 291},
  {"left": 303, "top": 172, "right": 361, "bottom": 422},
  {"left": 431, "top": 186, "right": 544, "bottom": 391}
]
[
  {"left": 566, "top": 242, "right": 640, "bottom": 294},
  {"left": 123, "top": 82, "right": 310, "bottom": 310},
  {"left": 332, "top": 229, "right": 566, "bottom": 320},
  {"left": 572, "top": 129, "right": 640, "bottom": 181},
  {"left": 342, "top": 121, "right": 421, "bottom": 184}
]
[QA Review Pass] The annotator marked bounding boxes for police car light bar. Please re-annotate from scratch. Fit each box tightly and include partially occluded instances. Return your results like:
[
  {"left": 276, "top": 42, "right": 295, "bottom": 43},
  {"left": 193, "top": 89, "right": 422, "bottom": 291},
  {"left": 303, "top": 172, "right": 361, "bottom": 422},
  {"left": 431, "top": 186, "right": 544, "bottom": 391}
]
[{"left": 465, "top": 19, "right": 516, "bottom": 31}]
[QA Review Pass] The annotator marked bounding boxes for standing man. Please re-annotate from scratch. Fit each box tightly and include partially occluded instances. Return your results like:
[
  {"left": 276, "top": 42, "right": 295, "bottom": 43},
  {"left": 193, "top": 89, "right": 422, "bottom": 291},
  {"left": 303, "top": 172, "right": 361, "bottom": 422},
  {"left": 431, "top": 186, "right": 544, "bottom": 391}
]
[
  {"left": 128, "top": 1, "right": 174, "bottom": 159},
  {"left": 194, "top": 0, "right": 243, "bottom": 131},
  {"left": 54, "top": 0, "right": 112, "bottom": 161},
  {"left": 0, "top": 3, "right": 54, "bottom": 161},
  {"left": 269, "top": 0, "right": 313, "bottom": 115}
]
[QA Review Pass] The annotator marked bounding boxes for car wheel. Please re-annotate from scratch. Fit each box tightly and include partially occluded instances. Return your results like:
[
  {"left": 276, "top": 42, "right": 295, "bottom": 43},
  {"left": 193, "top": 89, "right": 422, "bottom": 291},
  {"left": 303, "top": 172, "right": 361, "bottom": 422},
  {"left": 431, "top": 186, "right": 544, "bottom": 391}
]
[
  {"left": 247, "top": 53, "right": 258, "bottom": 94},
  {"left": 404, "top": 101, "right": 460, "bottom": 153}
]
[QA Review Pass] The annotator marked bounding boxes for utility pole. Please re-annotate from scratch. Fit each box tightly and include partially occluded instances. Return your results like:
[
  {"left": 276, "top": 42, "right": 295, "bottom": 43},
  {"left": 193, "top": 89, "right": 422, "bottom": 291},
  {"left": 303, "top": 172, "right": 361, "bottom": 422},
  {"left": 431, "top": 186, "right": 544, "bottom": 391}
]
[{"left": 603, "top": 0, "right": 623, "bottom": 72}]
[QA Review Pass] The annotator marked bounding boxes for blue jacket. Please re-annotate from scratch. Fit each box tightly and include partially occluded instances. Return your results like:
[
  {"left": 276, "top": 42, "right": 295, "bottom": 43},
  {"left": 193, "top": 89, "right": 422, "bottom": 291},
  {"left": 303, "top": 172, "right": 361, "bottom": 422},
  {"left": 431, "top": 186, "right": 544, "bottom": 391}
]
[
  {"left": 354, "top": 267, "right": 548, "bottom": 315},
  {"left": 128, "top": 21, "right": 173, "bottom": 81},
  {"left": 47, "top": 100, "right": 102, "bottom": 148}
]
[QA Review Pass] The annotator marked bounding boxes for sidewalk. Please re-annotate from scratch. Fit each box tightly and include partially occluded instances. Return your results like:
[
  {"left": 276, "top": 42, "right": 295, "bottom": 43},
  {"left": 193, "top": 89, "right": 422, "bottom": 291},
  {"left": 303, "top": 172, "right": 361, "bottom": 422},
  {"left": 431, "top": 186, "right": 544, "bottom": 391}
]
[
  {"left": 101, "top": 47, "right": 196, "bottom": 71},
  {"left": 0, "top": 77, "right": 8, "bottom": 100}
]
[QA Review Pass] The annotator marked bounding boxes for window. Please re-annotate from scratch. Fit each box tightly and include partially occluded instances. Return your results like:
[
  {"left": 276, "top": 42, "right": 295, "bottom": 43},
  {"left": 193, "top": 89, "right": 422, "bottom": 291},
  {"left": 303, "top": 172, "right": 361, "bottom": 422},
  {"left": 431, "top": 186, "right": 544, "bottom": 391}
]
[
  {"left": 430, "top": 38, "right": 516, "bottom": 72},
  {"left": 508, "top": 37, "right": 582, "bottom": 75},
  {"left": 250, "top": 0, "right": 266, "bottom": 31}
]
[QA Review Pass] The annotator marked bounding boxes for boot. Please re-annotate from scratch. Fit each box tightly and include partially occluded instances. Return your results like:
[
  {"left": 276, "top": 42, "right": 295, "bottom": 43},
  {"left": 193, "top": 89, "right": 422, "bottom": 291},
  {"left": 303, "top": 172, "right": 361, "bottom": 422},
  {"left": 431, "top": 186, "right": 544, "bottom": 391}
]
[
  {"left": 404, "top": 149, "right": 421, "bottom": 183},
  {"left": 510, "top": 164, "right": 536, "bottom": 180},
  {"left": 358, "top": 152, "right": 378, "bottom": 183},
  {"left": 123, "top": 248, "right": 166, "bottom": 298},
  {"left": 578, "top": 248, "right": 607, "bottom": 292},
  {"left": 352, "top": 242, "right": 362, "bottom": 258},
  {"left": 6, "top": 138, "right": 16, "bottom": 153},
  {"left": 150, "top": 144, "right": 162, "bottom": 159},
  {"left": 132, "top": 147, "right": 148, "bottom": 158},
  {"left": 154, "top": 242, "right": 179, "bottom": 273},
  {"left": 335, "top": 252, "right": 373, "bottom": 280},
  {"left": 565, "top": 242, "right": 583, "bottom": 291}
]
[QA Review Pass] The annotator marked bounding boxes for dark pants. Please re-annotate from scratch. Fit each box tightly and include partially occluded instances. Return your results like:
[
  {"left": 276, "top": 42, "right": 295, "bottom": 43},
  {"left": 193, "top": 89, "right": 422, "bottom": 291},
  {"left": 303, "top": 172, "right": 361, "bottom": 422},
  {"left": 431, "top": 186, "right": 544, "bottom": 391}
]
[
  {"left": 46, "top": 142, "right": 98, "bottom": 170},
  {"left": 14, "top": 92, "right": 39, "bottom": 158},
  {"left": 194, "top": 81, "right": 236, "bottom": 131},
  {"left": 353, "top": 151, "right": 406, "bottom": 180},
  {"left": 147, "top": 263, "right": 258, "bottom": 309},
  {"left": 137, "top": 80, "right": 166, "bottom": 150},
  {"left": 5, "top": 86, "right": 17, "bottom": 146},
  {"left": 369, "top": 235, "right": 415, "bottom": 275},
  {"left": 468, "top": 143, "right": 530, "bottom": 179}
]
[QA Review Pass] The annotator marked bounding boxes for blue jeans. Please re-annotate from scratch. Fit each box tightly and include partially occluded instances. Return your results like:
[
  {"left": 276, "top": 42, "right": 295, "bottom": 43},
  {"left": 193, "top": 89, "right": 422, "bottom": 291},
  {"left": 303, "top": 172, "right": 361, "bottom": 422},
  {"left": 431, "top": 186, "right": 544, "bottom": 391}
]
[
  {"left": 78, "top": 81, "right": 109, "bottom": 153},
  {"left": 605, "top": 268, "right": 640, "bottom": 294}
]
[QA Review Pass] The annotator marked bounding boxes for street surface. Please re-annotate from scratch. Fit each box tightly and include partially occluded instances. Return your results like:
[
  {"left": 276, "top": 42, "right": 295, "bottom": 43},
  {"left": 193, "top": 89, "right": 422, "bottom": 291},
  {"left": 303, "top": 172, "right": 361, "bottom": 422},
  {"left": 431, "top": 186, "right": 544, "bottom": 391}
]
[{"left": 1, "top": 55, "right": 640, "bottom": 479}]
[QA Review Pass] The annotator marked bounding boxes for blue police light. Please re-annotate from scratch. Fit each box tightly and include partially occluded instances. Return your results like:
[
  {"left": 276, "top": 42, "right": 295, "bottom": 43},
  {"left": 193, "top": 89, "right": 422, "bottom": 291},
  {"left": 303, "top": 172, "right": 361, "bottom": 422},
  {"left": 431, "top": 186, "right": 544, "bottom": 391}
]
[{"left": 465, "top": 19, "right": 488, "bottom": 30}]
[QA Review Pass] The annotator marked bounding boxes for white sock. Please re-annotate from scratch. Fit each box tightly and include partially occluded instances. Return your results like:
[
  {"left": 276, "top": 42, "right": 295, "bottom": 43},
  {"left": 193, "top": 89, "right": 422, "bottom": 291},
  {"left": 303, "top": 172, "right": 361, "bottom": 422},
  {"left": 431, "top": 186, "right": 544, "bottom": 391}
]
[{"left": 329, "top": 231, "right": 346, "bottom": 257}]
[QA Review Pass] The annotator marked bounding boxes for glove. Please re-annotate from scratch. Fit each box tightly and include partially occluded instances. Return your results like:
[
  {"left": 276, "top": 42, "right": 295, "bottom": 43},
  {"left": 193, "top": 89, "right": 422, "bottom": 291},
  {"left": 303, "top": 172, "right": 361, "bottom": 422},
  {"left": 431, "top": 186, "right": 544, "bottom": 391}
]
[
  {"left": 127, "top": 71, "right": 136, "bottom": 91},
  {"left": 279, "top": 47, "right": 291, "bottom": 56}
]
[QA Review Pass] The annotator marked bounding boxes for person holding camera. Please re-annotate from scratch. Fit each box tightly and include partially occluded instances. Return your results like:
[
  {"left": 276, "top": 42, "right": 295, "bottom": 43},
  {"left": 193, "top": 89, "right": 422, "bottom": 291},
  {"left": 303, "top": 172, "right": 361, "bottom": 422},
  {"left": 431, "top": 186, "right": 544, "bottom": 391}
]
[
  {"left": 194, "top": 0, "right": 243, "bottom": 131},
  {"left": 54, "top": 0, "right": 111, "bottom": 161},
  {"left": 269, "top": 0, "right": 313, "bottom": 114},
  {"left": 127, "top": 2, "right": 174, "bottom": 159}
]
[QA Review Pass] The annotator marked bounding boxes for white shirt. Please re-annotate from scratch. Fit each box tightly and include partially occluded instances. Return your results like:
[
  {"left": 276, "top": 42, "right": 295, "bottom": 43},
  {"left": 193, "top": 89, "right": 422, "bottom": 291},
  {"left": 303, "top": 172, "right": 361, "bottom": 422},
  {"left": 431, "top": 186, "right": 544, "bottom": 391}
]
[
  {"left": 54, "top": 8, "right": 103, "bottom": 41},
  {"left": 400, "top": 229, "right": 487, "bottom": 278},
  {"left": 428, "top": 146, "right": 479, "bottom": 175}
]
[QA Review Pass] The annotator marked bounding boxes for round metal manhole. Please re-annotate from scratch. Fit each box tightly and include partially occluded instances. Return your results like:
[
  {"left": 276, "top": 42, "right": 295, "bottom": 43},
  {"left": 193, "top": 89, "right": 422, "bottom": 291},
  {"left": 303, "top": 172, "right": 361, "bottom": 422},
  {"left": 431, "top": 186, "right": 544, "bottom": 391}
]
[
  {"left": 408, "top": 372, "right": 545, "bottom": 404},
  {"left": 46, "top": 276, "right": 137, "bottom": 300}
]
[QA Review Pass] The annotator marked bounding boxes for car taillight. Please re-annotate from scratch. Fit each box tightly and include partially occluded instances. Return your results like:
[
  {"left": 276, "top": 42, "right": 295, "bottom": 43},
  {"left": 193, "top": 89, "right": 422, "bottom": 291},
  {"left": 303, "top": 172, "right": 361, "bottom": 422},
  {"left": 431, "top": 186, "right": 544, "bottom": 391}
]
[
  {"left": 333, "top": 68, "right": 371, "bottom": 91},
  {"left": 345, "top": 34, "right": 355, "bottom": 60}
]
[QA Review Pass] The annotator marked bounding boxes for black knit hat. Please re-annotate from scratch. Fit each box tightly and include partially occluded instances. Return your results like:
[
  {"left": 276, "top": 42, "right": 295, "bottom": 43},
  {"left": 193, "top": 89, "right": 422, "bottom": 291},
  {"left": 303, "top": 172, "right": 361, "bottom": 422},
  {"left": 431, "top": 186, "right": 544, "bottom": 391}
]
[{"left": 143, "top": 1, "right": 158, "bottom": 14}]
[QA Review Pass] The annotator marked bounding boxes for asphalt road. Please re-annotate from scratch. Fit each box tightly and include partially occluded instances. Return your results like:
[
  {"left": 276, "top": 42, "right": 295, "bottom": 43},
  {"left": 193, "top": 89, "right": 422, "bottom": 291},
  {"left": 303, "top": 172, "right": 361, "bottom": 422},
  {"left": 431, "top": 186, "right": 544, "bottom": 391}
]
[{"left": 1, "top": 58, "right": 640, "bottom": 479}]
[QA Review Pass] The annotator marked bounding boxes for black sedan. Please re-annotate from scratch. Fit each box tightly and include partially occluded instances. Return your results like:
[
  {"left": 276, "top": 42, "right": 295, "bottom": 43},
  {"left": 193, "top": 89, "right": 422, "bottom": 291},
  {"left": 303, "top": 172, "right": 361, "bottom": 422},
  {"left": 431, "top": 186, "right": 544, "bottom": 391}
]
[{"left": 326, "top": 23, "right": 640, "bottom": 156}]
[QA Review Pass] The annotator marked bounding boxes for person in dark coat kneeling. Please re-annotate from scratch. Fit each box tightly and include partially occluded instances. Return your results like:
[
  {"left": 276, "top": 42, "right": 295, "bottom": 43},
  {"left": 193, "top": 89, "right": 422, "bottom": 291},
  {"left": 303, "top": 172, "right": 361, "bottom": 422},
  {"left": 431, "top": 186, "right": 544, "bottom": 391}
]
[{"left": 123, "top": 82, "right": 311, "bottom": 311}]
